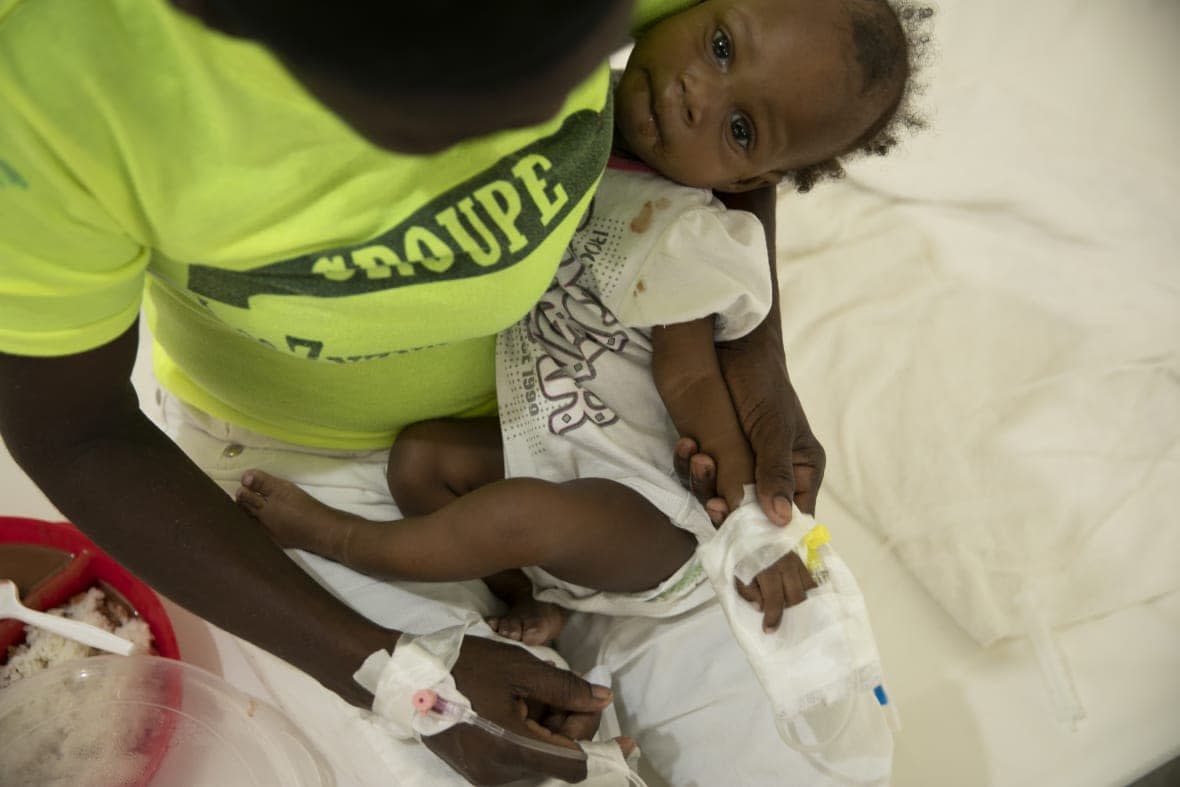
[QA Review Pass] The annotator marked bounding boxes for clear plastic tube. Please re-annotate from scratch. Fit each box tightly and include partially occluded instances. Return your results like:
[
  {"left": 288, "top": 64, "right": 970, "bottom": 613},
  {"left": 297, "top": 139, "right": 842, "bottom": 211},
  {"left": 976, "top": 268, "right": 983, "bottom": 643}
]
[
  {"left": 873, "top": 684, "right": 902, "bottom": 733},
  {"left": 412, "top": 689, "right": 650, "bottom": 785},
  {"left": 412, "top": 689, "right": 587, "bottom": 761}
]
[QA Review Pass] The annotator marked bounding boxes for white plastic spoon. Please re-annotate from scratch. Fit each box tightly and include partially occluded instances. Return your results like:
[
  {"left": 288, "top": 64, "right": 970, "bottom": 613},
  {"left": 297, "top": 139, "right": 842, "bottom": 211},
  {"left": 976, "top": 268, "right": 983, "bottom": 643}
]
[{"left": 0, "top": 579, "right": 136, "bottom": 656}]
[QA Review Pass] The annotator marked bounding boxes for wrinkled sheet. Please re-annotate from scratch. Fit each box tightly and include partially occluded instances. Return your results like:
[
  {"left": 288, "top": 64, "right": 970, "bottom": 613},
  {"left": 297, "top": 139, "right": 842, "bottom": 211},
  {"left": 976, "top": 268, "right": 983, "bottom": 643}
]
[{"left": 776, "top": 0, "right": 1179, "bottom": 647}]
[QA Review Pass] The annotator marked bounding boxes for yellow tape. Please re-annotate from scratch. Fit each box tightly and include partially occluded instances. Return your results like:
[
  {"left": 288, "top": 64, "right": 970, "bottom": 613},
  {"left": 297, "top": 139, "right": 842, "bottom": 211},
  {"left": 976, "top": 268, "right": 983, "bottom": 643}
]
[{"left": 803, "top": 524, "right": 831, "bottom": 573}]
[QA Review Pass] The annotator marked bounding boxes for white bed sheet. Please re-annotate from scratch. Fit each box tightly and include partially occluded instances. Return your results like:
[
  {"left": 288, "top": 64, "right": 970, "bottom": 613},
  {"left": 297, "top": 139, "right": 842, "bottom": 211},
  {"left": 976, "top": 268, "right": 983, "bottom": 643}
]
[
  {"left": 775, "top": 0, "right": 1180, "bottom": 645},
  {"left": 557, "top": 496, "right": 1180, "bottom": 787}
]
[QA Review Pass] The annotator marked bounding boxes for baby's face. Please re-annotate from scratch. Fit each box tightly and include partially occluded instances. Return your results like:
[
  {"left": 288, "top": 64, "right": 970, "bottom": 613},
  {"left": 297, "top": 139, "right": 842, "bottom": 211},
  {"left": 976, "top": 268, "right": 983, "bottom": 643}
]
[{"left": 617, "top": 0, "right": 881, "bottom": 192}]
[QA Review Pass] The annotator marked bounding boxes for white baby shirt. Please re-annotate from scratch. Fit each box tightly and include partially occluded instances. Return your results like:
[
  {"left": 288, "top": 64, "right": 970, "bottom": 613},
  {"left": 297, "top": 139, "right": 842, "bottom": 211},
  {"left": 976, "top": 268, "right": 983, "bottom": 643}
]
[{"left": 495, "top": 160, "right": 773, "bottom": 614}]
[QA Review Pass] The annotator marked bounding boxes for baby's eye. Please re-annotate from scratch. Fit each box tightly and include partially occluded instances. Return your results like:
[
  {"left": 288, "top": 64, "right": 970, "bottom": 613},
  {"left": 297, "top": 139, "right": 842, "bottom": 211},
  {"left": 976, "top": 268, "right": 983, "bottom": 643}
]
[
  {"left": 730, "top": 112, "right": 753, "bottom": 150},
  {"left": 711, "top": 29, "right": 732, "bottom": 69}
]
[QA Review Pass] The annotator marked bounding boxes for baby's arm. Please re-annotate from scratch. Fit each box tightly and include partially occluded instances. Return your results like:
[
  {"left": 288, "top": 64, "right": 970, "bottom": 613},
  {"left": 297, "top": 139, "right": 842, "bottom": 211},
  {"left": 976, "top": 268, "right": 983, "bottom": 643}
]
[
  {"left": 652, "top": 316, "right": 754, "bottom": 517},
  {"left": 654, "top": 320, "right": 818, "bottom": 630}
]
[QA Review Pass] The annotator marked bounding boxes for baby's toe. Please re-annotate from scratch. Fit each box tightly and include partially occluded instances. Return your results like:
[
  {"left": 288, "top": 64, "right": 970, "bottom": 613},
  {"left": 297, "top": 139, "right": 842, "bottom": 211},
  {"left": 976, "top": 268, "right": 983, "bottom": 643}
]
[
  {"left": 503, "top": 617, "right": 526, "bottom": 640},
  {"left": 521, "top": 625, "right": 548, "bottom": 646},
  {"left": 244, "top": 469, "right": 284, "bottom": 496},
  {"left": 236, "top": 486, "right": 265, "bottom": 514}
]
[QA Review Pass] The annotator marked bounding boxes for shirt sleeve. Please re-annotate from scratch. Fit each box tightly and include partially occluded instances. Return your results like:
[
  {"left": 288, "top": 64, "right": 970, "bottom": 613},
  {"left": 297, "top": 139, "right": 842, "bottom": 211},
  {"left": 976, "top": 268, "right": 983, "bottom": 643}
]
[
  {"left": 0, "top": 18, "right": 148, "bottom": 357},
  {"left": 631, "top": 0, "right": 696, "bottom": 33},
  {"left": 609, "top": 204, "right": 773, "bottom": 342}
]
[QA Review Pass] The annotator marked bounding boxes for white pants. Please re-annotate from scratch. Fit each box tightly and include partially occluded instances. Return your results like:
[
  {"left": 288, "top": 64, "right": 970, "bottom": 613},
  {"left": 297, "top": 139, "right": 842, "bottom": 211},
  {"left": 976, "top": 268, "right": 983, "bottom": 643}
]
[{"left": 160, "top": 391, "right": 889, "bottom": 786}]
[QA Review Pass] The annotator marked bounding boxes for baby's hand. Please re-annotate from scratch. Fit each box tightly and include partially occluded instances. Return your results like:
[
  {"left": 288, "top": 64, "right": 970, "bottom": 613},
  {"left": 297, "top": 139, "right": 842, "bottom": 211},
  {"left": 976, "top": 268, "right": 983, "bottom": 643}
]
[{"left": 734, "top": 551, "right": 817, "bottom": 633}]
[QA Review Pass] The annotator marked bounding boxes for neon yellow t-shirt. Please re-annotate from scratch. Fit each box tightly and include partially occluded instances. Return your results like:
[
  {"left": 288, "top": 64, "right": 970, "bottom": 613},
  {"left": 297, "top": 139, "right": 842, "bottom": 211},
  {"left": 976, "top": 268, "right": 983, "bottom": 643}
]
[
  {"left": 631, "top": 0, "right": 694, "bottom": 31},
  {"left": 0, "top": 0, "right": 691, "bottom": 449}
]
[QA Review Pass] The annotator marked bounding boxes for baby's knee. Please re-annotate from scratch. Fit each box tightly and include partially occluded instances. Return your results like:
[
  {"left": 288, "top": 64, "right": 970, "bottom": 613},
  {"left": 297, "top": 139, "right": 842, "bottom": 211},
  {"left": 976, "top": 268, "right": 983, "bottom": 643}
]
[
  {"left": 386, "top": 434, "right": 451, "bottom": 516},
  {"left": 387, "top": 418, "right": 504, "bottom": 515}
]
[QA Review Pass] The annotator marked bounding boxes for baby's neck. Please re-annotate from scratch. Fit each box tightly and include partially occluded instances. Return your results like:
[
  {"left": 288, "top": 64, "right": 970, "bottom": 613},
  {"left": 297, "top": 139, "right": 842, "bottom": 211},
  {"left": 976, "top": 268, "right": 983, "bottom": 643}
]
[
  {"left": 609, "top": 126, "right": 663, "bottom": 176},
  {"left": 609, "top": 125, "right": 638, "bottom": 161}
]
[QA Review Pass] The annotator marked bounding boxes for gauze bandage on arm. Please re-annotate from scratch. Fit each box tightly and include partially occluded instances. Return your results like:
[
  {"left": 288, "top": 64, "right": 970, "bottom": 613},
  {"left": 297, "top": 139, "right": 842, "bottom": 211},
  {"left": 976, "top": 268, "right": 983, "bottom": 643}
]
[
  {"left": 354, "top": 626, "right": 646, "bottom": 785},
  {"left": 695, "top": 489, "right": 890, "bottom": 761},
  {"left": 353, "top": 623, "right": 474, "bottom": 740}
]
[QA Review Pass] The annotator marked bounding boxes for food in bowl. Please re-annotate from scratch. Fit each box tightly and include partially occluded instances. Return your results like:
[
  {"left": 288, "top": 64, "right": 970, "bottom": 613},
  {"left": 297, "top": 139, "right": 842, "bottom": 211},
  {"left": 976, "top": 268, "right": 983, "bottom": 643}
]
[{"left": 0, "top": 586, "right": 154, "bottom": 688}]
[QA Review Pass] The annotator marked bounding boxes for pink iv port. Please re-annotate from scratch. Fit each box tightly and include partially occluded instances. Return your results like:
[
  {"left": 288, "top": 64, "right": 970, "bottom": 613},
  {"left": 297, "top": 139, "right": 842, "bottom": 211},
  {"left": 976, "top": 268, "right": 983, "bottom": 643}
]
[{"left": 412, "top": 689, "right": 438, "bottom": 713}]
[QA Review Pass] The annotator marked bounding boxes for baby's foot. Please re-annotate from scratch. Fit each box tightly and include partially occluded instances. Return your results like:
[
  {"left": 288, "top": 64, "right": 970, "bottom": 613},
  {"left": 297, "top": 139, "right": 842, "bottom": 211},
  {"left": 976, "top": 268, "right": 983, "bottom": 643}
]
[
  {"left": 487, "top": 596, "right": 567, "bottom": 646},
  {"left": 236, "top": 470, "right": 352, "bottom": 556}
]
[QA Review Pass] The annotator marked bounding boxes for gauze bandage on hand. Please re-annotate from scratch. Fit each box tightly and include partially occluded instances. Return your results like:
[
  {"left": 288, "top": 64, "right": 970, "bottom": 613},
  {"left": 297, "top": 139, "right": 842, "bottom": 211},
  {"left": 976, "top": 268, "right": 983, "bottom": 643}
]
[
  {"left": 353, "top": 623, "right": 474, "bottom": 740},
  {"left": 354, "top": 629, "right": 647, "bottom": 785},
  {"left": 695, "top": 489, "right": 887, "bottom": 752}
]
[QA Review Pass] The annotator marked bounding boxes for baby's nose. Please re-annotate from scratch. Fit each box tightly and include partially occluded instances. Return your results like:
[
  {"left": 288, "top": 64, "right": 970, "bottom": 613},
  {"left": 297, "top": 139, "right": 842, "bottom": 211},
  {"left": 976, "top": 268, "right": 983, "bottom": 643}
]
[{"left": 680, "top": 71, "right": 722, "bottom": 128}]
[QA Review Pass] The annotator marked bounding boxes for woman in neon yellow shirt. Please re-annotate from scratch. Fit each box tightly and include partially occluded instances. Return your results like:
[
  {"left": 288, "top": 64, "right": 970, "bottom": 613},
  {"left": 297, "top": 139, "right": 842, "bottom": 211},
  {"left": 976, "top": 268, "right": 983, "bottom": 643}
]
[{"left": 0, "top": 0, "right": 824, "bottom": 781}]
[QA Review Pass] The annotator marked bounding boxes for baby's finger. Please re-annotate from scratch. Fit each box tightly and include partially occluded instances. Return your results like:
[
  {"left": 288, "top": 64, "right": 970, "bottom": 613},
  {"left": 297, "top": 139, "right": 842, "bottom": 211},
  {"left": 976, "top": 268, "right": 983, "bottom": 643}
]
[
  {"left": 757, "top": 572, "right": 785, "bottom": 632},
  {"left": 689, "top": 454, "right": 717, "bottom": 503},
  {"left": 783, "top": 564, "right": 807, "bottom": 608},
  {"left": 542, "top": 707, "right": 599, "bottom": 745},
  {"left": 673, "top": 438, "right": 699, "bottom": 487},
  {"left": 523, "top": 717, "right": 583, "bottom": 752},
  {"left": 552, "top": 709, "right": 603, "bottom": 741},
  {"left": 705, "top": 498, "right": 729, "bottom": 526},
  {"left": 542, "top": 710, "right": 569, "bottom": 734},
  {"left": 734, "top": 577, "right": 762, "bottom": 610}
]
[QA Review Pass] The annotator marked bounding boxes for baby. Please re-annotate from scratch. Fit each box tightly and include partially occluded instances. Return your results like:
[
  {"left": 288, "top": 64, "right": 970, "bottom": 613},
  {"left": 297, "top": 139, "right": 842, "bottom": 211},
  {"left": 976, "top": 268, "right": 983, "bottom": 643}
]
[{"left": 237, "top": 0, "right": 920, "bottom": 644}]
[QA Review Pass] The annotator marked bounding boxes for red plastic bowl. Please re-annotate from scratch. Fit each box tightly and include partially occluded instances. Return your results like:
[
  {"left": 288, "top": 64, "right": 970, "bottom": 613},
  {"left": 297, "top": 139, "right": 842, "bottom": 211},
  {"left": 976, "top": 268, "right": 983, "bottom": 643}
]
[
  {"left": 0, "top": 516, "right": 181, "bottom": 785},
  {"left": 0, "top": 516, "right": 180, "bottom": 659}
]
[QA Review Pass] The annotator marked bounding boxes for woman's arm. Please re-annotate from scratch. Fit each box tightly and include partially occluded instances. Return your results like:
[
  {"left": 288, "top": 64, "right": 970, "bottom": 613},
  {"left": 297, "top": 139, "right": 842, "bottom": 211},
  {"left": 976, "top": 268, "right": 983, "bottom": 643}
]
[
  {"left": 652, "top": 317, "right": 753, "bottom": 517},
  {"left": 654, "top": 317, "right": 820, "bottom": 632},
  {"left": 667, "top": 186, "right": 826, "bottom": 524},
  {"left": 0, "top": 319, "right": 612, "bottom": 782},
  {"left": 0, "top": 321, "right": 389, "bottom": 701}
]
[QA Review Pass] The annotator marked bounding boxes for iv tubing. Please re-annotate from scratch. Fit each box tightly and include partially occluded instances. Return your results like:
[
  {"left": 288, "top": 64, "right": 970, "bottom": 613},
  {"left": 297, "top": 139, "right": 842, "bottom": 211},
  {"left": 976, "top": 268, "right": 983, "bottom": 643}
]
[
  {"left": 411, "top": 689, "right": 648, "bottom": 785},
  {"left": 412, "top": 689, "right": 587, "bottom": 761}
]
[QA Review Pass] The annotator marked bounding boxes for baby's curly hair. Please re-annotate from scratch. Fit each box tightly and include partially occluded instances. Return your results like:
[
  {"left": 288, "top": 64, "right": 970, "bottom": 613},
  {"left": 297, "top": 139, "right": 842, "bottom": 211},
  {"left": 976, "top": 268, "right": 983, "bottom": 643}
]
[{"left": 785, "top": 0, "right": 935, "bottom": 192}]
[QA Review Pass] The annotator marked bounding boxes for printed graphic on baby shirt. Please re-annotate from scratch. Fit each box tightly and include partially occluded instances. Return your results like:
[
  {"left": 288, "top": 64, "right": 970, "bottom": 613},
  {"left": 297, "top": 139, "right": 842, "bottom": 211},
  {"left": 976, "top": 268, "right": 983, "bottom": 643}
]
[
  {"left": 517, "top": 201, "right": 641, "bottom": 438},
  {"left": 529, "top": 267, "right": 623, "bottom": 436}
]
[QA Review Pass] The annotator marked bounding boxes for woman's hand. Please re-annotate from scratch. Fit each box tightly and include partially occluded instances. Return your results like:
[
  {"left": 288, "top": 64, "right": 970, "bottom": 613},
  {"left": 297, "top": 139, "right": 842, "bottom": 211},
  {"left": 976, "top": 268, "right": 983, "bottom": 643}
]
[
  {"left": 673, "top": 334, "right": 826, "bottom": 527},
  {"left": 424, "top": 635, "right": 633, "bottom": 784},
  {"left": 720, "top": 316, "right": 826, "bottom": 523},
  {"left": 674, "top": 185, "right": 827, "bottom": 526}
]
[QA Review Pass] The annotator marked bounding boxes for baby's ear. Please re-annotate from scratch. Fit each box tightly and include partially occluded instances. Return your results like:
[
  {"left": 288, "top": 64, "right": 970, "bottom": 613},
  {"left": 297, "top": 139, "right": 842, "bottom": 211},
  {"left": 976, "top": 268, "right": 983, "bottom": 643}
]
[{"left": 724, "top": 172, "right": 784, "bottom": 194}]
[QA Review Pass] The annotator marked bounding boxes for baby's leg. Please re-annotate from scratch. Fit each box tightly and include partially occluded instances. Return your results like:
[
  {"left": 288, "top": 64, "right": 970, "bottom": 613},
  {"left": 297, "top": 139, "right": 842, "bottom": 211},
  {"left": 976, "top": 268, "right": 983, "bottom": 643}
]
[
  {"left": 236, "top": 470, "right": 380, "bottom": 556},
  {"left": 240, "top": 472, "right": 695, "bottom": 595},
  {"left": 383, "top": 418, "right": 567, "bottom": 643},
  {"left": 386, "top": 417, "right": 504, "bottom": 515}
]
